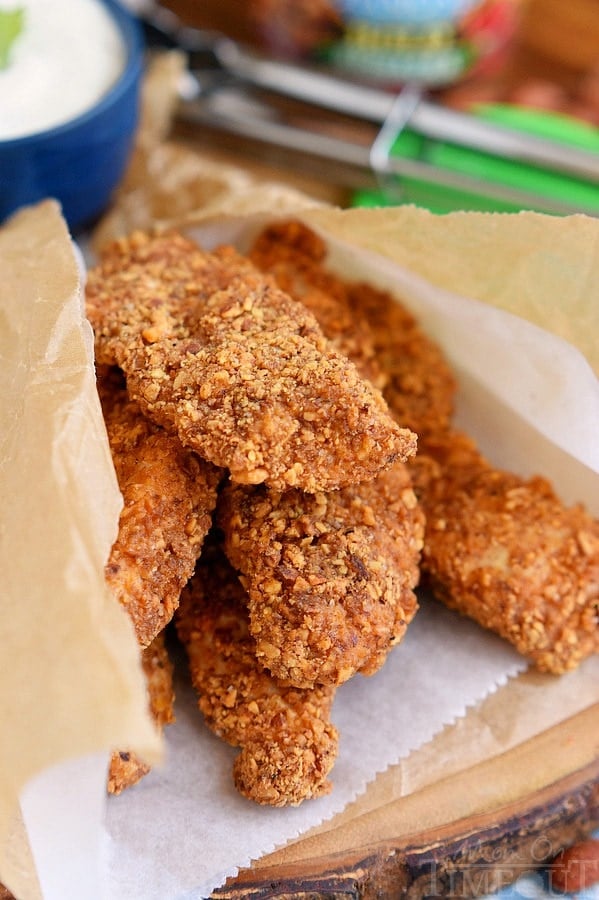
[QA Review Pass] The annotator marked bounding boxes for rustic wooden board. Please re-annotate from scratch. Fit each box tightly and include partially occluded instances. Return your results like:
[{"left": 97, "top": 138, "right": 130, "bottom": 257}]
[{"left": 214, "top": 705, "right": 599, "bottom": 898}]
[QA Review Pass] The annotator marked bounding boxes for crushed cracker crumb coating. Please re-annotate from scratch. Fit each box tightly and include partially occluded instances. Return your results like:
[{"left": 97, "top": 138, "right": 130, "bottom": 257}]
[
  {"left": 99, "top": 368, "right": 222, "bottom": 647},
  {"left": 418, "top": 430, "right": 599, "bottom": 674},
  {"left": 176, "top": 542, "right": 338, "bottom": 806},
  {"left": 218, "top": 460, "right": 424, "bottom": 688},
  {"left": 86, "top": 231, "right": 415, "bottom": 492},
  {"left": 250, "top": 219, "right": 456, "bottom": 439},
  {"left": 107, "top": 630, "right": 175, "bottom": 794},
  {"left": 347, "top": 279, "right": 457, "bottom": 441},
  {"left": 250, "top": 220, "right": 387, "bottom": 390}
]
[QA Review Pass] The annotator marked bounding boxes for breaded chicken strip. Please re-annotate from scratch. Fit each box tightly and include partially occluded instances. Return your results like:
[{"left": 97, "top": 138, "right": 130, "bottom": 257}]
[
  {"left": 249, "top": 220, "right": 457, "bottom": 438},
  {"left": 414, "top": 429, "right": 599, "bottom": 674},
  {"left": 218, "top": 460, "right": 423, "bottom": 688},
  {"left": 86, "top": 231, "right": 416, "bottom": 492},
  {"left": 99, "top": 368, "right": 222, "bottom": 647},
  {"left": 176, "top": 541, "right": 338, "bottom": 806},
  {"left": 108, "top": 629, "right": 175, "bottom": 794}
]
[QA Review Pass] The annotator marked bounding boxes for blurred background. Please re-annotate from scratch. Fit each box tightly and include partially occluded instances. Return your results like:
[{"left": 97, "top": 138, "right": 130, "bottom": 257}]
[{"left": 156, "top": 0, "right": 599, "bottom": 212}]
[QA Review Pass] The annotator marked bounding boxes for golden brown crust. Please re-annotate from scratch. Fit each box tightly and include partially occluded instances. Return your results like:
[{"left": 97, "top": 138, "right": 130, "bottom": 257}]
[
  {"left": 176, "top": 542, "right": 339, "bottom": 806},
  {"left": 86, "top": 231, "right": 416, "bottom": 492},
  {"left": 108, "top": 630, "right": 175, "bottom": 794},
  {"left": 107, "top": 749, "right": 150, "bottom": 795},
  {"left": 249, "top": 220, "right": 387, "bottom": 390},
  {"left": 249, "top": 219, "right": 457, "bottom": 438},
  {"left": 346, "top": 279, "right": 457, "bottom": 441},
  {"left": 100, "top": 368, "right": 221, "bottom": 647},
  {"left": 218, "top": 460, "right": 423, "bottom": 688},
  {"left": 416, "top": 429, "right": 599, "bottom": 674}
]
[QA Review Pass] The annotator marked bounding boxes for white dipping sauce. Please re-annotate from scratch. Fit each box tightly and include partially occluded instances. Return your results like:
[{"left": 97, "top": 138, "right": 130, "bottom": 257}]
[{"left": 0, "top": 0, "right": 126, "bottom": 140}]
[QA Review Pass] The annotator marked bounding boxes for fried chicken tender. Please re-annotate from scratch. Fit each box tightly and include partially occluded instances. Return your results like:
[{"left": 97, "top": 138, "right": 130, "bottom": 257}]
[
  {"left": 86, "top": 230, "right": 416, "bottom": 492},
  {"left": 108, "top": 629, "right": 175, "bottom": 795},
  {"left": 99, "top": 368, "right": 222, "bottom": 647},
  {"left": 249, "top": 220, "right": 457, "bottom": 438},
  {"left": 218, "top": 460, "right": 424, "bottom": 688},
  {"left": 414, "top": 429, "right": 599, "bottom": 674},
  {"left": 176, "top": 542, "right": 339, "bottom": 806}
]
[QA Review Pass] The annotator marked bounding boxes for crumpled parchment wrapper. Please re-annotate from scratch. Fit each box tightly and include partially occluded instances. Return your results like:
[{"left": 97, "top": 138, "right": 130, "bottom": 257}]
[
  {"left": 0, "top": 201, "right": 161, "bottom": 900},
  {"left": 0, "top": 188, "right": 597, "bottom": 898}
]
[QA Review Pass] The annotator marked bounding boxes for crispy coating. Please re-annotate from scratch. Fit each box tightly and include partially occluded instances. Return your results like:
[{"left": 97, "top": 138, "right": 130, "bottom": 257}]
[
  {"left": 414, "top": 429, "right": 599, "bottom": 674},
  {"left": 218, "top": 460, "right": 424, "bottom": 688},
  {"left": 99, "top": 368, "right": 221, "bottom": 646},
  {"left": 86, "top": 230, "right": 416, "bottom": 492},
  {"left": 409, "top": 427, "right": 483, "bottom": 498},
  {"left": 176, "top": 542, "right": 339, "bottom": 806},
  {"left": 349, "top": 279, "right": 457, "bottom": 440},
  {"left": 107, "top": 629, "right": 175, "bottom": 794},
  {"left": 249, "top": 220, "right": 457, "bottom": 438},
  {"left": 249, "top": 220, "right": 387, "bottom": 390}
]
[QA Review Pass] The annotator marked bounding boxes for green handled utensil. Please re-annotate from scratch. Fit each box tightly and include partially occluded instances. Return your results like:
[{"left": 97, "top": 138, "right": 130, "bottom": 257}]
[
  {"left": 141, "top": 5, "right": 599, "bottom": 216},
  {"left": 354, "top": 102, "right": 599, "bottom": 214}
]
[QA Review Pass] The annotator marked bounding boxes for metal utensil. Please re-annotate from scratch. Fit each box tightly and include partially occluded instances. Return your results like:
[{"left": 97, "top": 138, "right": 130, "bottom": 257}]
[{"left": 139, "top": 4, "right": 599, "bottom": 216}]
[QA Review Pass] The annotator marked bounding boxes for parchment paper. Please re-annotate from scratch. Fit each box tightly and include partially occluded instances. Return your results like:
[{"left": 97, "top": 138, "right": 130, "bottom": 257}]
[
  {"left": 0, "top": 199, "right": 597, "bottom": 899},
  {"left": 302, "top": 206, "right": 599, "bottom": 377},
  {"left": 0, "top": 202, "right": 160, "bottom": 900}
]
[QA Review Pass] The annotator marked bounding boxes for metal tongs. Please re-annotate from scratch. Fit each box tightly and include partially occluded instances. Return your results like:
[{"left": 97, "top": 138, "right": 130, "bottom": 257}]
[{"left": 140, "top": 3, "right": 599, "bottom": 216}]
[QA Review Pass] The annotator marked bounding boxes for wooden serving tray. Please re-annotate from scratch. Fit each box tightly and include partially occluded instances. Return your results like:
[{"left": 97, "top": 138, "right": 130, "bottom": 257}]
[{"left": 216, "top": 703, "right": 599, "bottom": 898}]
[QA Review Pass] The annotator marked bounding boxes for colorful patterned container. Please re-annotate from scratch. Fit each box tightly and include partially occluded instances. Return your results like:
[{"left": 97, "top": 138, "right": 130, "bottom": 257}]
[{"left": 319, "top": 0, "right": 521, "bottom": 86}]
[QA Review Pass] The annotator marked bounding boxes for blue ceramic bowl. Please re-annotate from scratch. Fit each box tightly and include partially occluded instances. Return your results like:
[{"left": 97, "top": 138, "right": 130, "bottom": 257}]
[{"left": 0, "top": 0, "right": 143, "bottom": 232}]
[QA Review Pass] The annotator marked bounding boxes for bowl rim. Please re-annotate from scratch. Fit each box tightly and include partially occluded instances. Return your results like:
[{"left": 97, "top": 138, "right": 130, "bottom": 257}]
[{"left": 0, "top": 0, "right": 144, "bottom": 149}]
